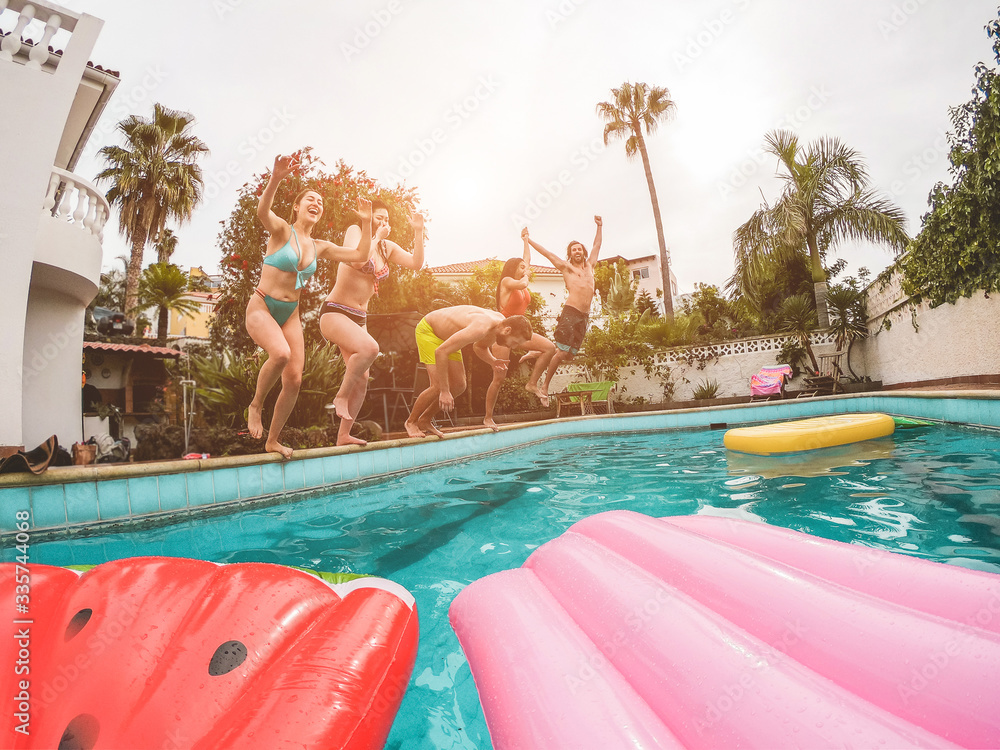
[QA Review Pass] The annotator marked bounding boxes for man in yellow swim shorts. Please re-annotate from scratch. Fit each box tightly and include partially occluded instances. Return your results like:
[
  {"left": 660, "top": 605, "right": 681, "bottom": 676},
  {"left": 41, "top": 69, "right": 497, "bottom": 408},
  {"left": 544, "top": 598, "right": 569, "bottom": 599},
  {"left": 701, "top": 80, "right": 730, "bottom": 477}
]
[{"left": 405, "top": 306, "right": 531, "bottom": 438}]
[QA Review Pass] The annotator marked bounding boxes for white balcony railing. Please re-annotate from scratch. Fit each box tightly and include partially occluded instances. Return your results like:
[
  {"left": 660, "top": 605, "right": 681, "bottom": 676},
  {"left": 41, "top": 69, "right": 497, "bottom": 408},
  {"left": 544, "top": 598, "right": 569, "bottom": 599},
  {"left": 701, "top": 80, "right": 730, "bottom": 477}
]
[
  {"left": 42, "top": 167, "right": 109, "bottom": 239},
  {"left": 0, "top": 0, "right": 81, "bottom": 70}
]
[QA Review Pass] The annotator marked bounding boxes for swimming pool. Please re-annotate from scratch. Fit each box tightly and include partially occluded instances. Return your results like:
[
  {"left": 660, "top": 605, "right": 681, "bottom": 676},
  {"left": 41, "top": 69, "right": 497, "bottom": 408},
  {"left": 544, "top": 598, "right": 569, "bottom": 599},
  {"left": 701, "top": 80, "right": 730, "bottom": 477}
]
[{"left": 11, "top": 422, "right": 1000, "bottom": 748}]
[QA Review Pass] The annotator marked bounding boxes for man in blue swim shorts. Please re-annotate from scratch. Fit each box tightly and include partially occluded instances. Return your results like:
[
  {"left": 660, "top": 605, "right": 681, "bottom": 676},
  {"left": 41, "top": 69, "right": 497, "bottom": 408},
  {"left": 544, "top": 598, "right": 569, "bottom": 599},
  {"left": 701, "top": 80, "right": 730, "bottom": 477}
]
[
  {"left": 405, "top": 306, "right": 531, "bottom": 438},
  {"left": 522, "top": 216, "right": 602, "bottom": 395}
]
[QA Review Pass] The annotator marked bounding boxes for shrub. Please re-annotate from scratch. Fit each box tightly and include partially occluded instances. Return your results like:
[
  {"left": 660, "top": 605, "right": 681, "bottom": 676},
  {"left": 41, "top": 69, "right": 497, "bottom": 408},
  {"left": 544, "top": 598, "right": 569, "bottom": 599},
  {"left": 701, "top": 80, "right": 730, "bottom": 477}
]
[{"left": 692, "top": 378, "right": 720, "bottom": 400}]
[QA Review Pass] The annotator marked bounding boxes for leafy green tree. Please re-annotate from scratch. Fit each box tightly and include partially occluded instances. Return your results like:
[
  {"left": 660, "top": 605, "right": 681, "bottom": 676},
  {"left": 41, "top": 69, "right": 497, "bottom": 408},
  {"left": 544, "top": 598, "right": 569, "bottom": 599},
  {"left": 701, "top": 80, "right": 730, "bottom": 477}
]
[
  {"left": 733, "top": 130, "right": 908, "bottom": 328},
  {"left": 96, "top": 103, "right": 208, "bottom": 315},
  {"left": 597, "top": 82, "right": 677, "bottom": 318},
  {"left": 137, "top": 263, "right": 203, "bottom": 346},
  {"left": 903, "top": 11, "right": 1000, "bottom": 305},
  {"left": 635, "top": 288, "right": 660, "bottom": 318},
  {"left": 211, "top": 150, "right": 424, "bottom": 356},
  {"left": 827, "top": 270, "right": 870, "bottom": 380}
]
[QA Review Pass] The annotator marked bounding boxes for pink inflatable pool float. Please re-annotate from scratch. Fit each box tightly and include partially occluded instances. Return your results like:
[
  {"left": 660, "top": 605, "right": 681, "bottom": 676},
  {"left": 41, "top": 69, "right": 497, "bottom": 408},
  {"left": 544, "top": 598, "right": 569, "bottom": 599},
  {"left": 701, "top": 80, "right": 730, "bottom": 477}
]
[{"left": 450, "top": 511, "right": 1000, "bottom": 749}]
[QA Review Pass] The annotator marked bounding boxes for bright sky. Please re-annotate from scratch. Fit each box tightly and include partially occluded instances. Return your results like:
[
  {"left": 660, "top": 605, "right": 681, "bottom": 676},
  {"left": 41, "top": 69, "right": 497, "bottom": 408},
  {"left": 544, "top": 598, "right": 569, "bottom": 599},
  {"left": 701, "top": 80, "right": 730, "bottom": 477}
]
[{"left": 56, "top": 0, "right": 999, "bottom": 294}]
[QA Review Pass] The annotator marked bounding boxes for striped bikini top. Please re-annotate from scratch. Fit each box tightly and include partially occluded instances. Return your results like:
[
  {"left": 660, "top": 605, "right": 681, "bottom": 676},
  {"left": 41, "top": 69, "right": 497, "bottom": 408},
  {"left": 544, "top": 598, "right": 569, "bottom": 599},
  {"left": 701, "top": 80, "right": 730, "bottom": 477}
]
[{"left": 351, "top": 241, "right": 390, "bottom": 293}]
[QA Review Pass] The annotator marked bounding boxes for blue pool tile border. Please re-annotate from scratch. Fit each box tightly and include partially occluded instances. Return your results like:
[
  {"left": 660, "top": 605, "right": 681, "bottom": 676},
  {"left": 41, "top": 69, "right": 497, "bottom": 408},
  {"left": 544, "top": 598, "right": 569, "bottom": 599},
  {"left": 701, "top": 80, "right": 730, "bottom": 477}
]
[{"left": 4, "top": 392, "right": 1000, "bottom": 538}]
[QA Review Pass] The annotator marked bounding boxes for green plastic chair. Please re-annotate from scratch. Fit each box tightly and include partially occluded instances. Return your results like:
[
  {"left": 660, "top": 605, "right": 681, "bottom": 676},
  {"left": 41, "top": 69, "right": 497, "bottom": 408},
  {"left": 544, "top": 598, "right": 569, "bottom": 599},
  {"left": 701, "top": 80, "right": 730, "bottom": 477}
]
[{"left": 566, "top": 381, "right": 616, "bottom": 414}]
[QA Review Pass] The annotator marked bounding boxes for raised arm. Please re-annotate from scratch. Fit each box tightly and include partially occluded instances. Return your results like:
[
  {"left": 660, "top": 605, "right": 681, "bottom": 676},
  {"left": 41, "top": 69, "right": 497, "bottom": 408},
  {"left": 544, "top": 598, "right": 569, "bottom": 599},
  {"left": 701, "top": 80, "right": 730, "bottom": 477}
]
[
  {"left": 521, "top": 227, "right": 568, "bottom": 272},
  {"left": 588, "top": 215, "right": 603, "bottom": 266},
  {"left": 317, "top": 198, "right": 373, "bottom": 262},
  {"left": 256, "top": 155, "right": 296, "bottom": 236},
  {"left": 386, "top": 211, "right": 425, "bottom": 270}
]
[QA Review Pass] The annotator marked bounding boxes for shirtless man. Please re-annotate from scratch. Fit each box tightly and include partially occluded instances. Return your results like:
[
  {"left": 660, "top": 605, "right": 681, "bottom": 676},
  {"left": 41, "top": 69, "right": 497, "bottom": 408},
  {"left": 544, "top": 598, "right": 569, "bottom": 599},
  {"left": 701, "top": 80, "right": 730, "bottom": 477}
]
[
  {"left": 404, "top": 306, "right": 532, "bottom": 438},
  {"left": 522, "top": 215, "right": 602, "bottom": 396}
]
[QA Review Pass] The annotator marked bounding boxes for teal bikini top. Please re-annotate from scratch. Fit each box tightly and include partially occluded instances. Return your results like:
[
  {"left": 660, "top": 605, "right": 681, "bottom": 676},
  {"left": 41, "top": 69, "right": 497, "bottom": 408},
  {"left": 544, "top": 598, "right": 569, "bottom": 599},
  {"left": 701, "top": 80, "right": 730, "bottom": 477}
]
[{"left": 262, "top": 228, "right": 317, "bottom": 289}]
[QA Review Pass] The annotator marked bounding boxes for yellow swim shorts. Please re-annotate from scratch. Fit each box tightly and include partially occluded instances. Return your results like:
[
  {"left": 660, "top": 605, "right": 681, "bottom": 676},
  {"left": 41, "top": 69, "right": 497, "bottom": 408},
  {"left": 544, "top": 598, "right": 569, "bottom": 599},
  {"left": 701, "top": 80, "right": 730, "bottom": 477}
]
[{"left": 415, "top": 317, "right": 463, "bottom": 364}]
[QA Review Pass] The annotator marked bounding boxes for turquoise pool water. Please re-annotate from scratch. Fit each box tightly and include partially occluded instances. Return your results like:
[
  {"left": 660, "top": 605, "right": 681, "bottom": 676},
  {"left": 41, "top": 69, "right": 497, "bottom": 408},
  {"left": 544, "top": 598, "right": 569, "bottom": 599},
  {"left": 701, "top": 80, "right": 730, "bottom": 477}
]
[{"left": 11, "top": 423, "right": 1000, "bottom": 748}]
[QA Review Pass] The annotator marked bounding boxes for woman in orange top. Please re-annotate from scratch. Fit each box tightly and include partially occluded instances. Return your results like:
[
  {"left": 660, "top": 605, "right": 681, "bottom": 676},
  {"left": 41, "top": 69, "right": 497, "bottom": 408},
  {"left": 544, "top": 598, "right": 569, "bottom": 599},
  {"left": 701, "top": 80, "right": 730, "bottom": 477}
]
[{"left": 484, "top": 235, "right": 556, "bottom": 430}]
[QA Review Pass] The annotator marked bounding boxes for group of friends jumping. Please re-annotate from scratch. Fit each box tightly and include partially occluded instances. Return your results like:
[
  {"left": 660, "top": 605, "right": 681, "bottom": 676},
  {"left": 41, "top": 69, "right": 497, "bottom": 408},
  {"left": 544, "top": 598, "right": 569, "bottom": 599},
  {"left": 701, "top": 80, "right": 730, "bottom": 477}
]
[{"left": 246, "top": 155, "right": 603, "bottom": 458}]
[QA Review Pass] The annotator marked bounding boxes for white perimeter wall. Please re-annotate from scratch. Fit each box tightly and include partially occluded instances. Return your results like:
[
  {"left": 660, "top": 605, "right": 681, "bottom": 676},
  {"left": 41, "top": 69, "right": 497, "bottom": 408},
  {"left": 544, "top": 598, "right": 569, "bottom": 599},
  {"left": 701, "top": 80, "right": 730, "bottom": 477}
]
[
  {"left": 545, "top": 266, "right": 1000, "bottom": 400},
  {"left": 858, "top": 285, "right": 1000, "bottom": 387}
]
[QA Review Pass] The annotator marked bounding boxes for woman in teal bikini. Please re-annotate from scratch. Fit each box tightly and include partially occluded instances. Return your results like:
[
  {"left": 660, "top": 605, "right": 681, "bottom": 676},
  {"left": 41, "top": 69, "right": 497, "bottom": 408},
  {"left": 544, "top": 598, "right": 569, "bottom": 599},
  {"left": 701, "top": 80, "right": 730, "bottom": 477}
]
[
  {"left": 320, "top": 199, "right": 424, "bottom": 445},
  {"left": 246, "top": 154, "right": 373, "bottom": 458}
]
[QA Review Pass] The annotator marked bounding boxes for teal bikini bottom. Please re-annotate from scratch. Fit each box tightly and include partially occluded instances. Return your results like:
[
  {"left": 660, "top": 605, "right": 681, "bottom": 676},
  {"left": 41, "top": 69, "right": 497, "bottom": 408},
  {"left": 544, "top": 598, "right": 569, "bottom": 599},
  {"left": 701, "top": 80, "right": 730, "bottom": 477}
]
[{"left": 255, "top": 288, "right": 299, "bottom": 326}]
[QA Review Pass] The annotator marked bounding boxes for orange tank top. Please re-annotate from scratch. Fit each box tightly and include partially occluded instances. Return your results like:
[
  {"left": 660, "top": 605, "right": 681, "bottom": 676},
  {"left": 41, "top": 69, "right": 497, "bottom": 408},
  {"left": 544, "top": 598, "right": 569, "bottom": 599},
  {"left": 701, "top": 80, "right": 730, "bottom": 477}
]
[{"left": 500, "top": 288, "right": 530, "bottom": 317}]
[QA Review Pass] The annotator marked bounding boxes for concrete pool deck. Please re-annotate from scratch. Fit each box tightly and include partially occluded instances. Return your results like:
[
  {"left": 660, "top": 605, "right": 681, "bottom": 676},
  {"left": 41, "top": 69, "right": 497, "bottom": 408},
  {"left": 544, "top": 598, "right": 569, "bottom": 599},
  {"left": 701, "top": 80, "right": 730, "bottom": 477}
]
[{"left": 3, "top": 389, "right": 1000, "bottom": 540}]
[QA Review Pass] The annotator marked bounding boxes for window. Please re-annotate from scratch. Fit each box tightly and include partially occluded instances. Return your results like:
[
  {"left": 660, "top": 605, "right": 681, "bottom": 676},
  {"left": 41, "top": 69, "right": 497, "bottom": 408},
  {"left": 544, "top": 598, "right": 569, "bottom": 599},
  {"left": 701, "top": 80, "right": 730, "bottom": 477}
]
[{"left": 633, "top": 267, "right": 650, "bottom": 279}]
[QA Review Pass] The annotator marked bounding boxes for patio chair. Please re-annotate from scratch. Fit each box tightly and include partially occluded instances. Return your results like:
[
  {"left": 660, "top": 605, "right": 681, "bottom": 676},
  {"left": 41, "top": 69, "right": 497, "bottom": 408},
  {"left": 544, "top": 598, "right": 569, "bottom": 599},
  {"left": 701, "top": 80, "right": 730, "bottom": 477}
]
[
  {"left": 750, "top": 364, "right": 793, "bottom": 402},
  {"left": 798, "top": 351, "right": 846, "bottom": 397},
  {"left": 555, "top": 381, "right": 616, "bottom": 418}
]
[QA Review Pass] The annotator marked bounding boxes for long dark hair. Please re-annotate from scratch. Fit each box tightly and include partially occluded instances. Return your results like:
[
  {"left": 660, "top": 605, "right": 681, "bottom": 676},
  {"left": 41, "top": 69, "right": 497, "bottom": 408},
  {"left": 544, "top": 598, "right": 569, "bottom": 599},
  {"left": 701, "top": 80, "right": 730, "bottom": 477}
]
[{"left": 496, "top": 257, "right": 524, "bottom": 311}]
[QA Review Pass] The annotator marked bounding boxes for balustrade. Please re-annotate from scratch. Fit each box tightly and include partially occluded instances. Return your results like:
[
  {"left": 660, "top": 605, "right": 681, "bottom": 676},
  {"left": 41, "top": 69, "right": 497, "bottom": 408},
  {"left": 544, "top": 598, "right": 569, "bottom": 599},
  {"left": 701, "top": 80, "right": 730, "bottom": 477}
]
[
  {"left": 42, "top": 167, "right": 109, "bottom": 239},
  {"left": 652, "top": 331, "right": 836, "bottom": 367},
  {"left": 0, "top": 0, "right": 79, "bottom": 69}
]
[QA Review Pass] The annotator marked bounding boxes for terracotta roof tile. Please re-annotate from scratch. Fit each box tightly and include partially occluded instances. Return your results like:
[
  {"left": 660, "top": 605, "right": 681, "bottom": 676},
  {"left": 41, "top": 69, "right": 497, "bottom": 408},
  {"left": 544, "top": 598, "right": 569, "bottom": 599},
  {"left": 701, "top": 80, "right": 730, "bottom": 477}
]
[
  {"left": 84, "top": 341, "right": 183, "bottom": 357},
  {"left": 426, "top": 258, "right": 561, "bottom": 275}
]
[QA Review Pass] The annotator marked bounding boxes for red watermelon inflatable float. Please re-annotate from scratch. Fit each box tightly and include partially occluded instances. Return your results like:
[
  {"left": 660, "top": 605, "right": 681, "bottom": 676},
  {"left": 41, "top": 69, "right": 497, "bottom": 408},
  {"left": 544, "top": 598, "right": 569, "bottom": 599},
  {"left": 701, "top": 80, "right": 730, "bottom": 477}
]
[{"left": 0, "top": 558, "right": 418, "bottom": 749}]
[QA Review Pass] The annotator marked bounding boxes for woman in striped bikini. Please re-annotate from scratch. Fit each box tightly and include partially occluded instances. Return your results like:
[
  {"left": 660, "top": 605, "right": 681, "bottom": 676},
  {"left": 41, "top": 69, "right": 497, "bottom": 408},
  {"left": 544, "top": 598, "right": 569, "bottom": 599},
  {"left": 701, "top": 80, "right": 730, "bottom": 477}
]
[
  {"left": 483, "top": 234, "right": 556, "bottom": 431},
  {"left": 320, "top": 199, "right": 425, "bottom": 445},
  {"left": 246, "top": 154, "right": 373, "bottom": 458}
]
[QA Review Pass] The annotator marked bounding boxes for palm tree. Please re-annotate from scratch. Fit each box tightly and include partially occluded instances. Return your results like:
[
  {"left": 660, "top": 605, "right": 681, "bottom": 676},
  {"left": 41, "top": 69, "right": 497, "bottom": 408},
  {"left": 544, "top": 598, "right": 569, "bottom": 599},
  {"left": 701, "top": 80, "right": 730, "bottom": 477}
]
[
  {"left": 733, "top": 130, "right": 908, "bottom": 328},
  {"left": 154, "top": 228, "right": 179, "bottom": 264},
  {"left": 826, "top": 284, "right": 869, "bottom": 380},
  {"left": 137, "top": 263, "right": 203, "bottom": 346},
  {"left": 778, "top": 293, "right": 820, "bottom": 374},
  {"left": 96, "top": 103, "right": 208, "bottom": 316},
  {"left": 597, "top": 82, "right": 677, "bottom": 319}
]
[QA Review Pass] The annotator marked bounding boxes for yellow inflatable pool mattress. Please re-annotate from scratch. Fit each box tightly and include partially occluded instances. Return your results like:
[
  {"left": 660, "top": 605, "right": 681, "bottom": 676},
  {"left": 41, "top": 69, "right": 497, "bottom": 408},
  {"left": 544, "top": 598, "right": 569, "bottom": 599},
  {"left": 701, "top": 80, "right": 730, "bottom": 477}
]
[{"left": 724, "top": 412, "right": 895, "bottom": 455}]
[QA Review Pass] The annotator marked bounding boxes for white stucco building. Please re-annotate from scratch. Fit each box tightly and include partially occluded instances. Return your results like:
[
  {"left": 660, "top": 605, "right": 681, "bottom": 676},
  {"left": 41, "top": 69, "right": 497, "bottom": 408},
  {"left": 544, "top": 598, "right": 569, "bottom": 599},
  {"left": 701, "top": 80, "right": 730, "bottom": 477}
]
[
  {"left": 600, "top": 253, "right": 679, "bottom": 316},
  {"left": 0, "top": 1, "right": 118, "bottom": 454}
]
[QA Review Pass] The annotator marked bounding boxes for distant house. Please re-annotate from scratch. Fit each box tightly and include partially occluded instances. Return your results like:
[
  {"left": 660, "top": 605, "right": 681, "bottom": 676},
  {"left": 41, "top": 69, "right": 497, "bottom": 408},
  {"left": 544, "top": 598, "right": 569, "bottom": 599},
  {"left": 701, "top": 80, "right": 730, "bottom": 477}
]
[
  {"left": 598, "top": 254, "right": 678, "bottom": 316},
  {"left": 160, "top": 266, "right": 222, "bottom": 342},
  {"left": 426, "top": 259, "right": 566, "bottom": 323},
  {"left": 0, "top": 1, "right": 119, "bottom": 454}
]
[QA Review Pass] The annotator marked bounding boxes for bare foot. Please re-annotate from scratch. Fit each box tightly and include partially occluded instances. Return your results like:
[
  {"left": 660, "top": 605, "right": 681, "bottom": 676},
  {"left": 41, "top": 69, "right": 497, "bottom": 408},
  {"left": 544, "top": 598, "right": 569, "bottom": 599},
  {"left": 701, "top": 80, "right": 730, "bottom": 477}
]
[
  {"left": 337, "top": 434, "right": 367, "bottom": 447},
  {"left": 336, "top": 415, "right": 366, "bottom": 446},
  {"left": 405, "top": 421, "right": 426, "bottom": 439},
  {"left": 484, "top": 417, "right": 499, "bottom": 432},
  {"left": 248, "top": 403, "right": 264, "bottom": 439},
  {"left": 332, "top": 393, "right": 350, "bottom": 420},
  {"left": 418, "top": 420, "right": 445, "bottom": 438},
  {"left": 526, "top": 383, "right": 549, "bottom": 407},
  {"left": 264, "top": 440, "right": 293, "bottom": 459}
]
